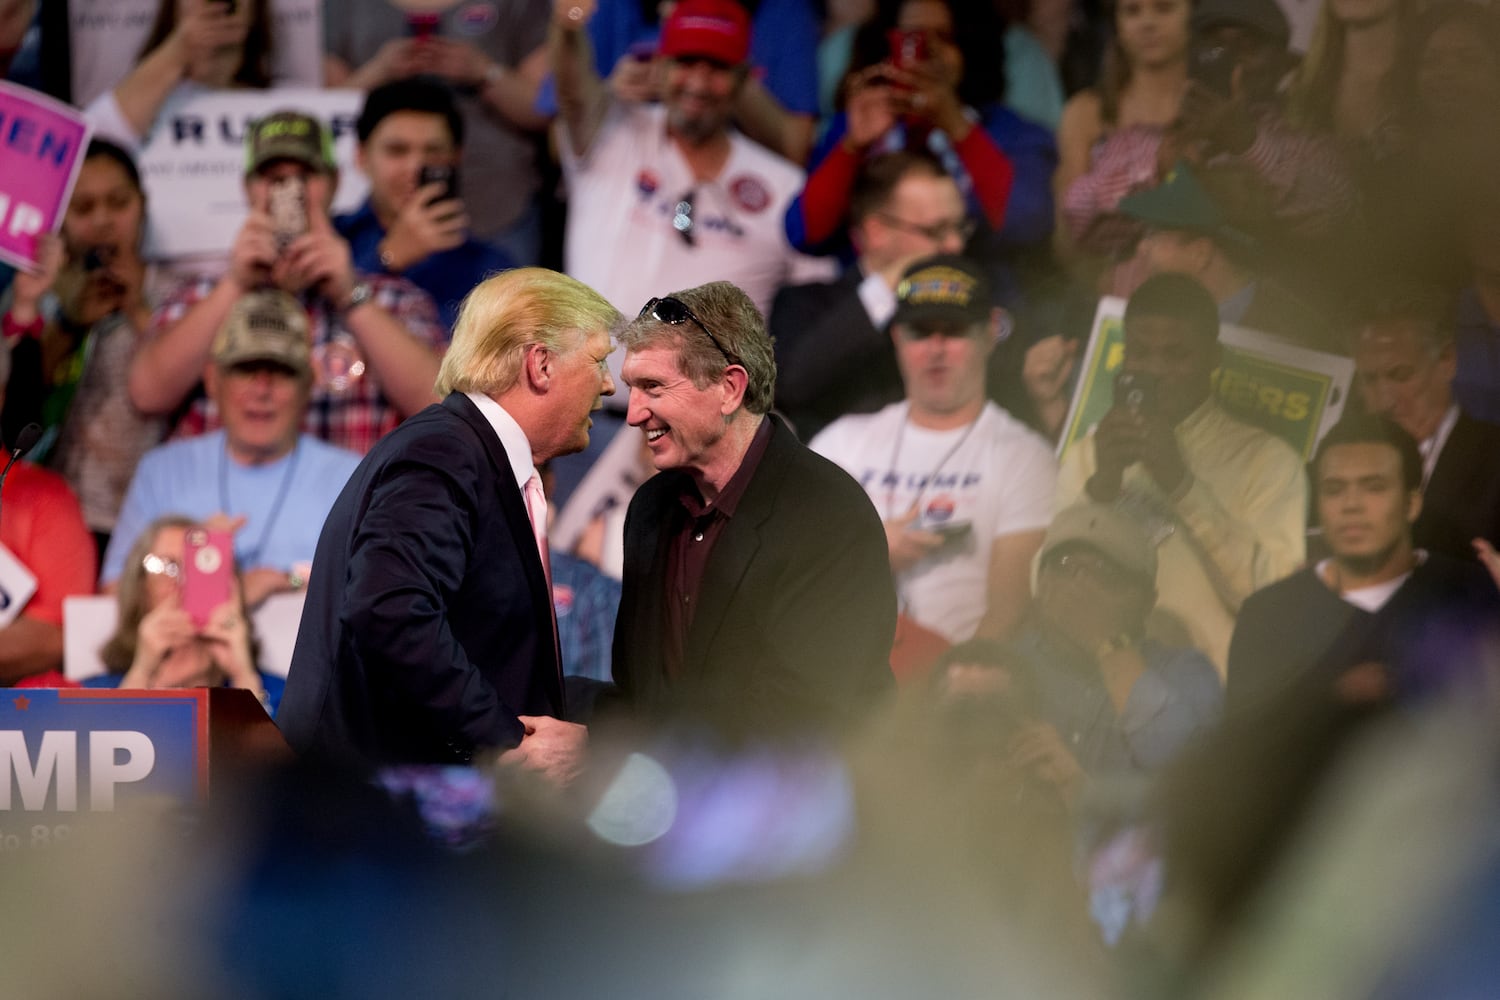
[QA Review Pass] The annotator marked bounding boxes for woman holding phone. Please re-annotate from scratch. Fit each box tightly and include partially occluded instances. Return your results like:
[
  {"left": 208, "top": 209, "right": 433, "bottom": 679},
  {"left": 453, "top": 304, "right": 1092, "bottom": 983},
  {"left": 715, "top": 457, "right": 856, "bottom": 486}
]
[{"left": 91, "top": 515, "right": 279, "bottom": 713}]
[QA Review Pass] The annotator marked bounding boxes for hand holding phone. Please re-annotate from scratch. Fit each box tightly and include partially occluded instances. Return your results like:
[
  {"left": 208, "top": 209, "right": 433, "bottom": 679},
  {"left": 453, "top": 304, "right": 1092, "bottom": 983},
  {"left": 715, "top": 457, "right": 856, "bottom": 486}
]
[
  {"left": 268, "top": 175, "right": 309, "bottom": 253},
  {"left": 183, "top": 528, "right": 235, "bottom": 631},
  {"left": 1114, "top": 371, "right": 1157, "bottom": 418},
  {"left": 418, "top": 163, "right": 460, "bottom": 205}
]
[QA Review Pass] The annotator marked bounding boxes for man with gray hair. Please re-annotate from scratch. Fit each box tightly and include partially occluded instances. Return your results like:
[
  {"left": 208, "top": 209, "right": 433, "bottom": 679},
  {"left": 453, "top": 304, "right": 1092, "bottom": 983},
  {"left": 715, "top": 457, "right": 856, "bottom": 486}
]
[
  {"left": 279, "top": 268, "right": 620, "bottom": 778},
  {"left": 609, "top": 280, "right": 896, "bottom": 736}
]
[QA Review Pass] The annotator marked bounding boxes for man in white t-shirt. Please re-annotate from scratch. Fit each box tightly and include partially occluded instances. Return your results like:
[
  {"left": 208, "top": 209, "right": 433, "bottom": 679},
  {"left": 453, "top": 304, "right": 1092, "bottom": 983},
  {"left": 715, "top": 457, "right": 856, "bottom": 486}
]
[
  {"left": 812, "top": 255, "right": 1057, "bottom": 647},
  {"left": 549, "top": 0, "right": 834, "bottom": 380}
]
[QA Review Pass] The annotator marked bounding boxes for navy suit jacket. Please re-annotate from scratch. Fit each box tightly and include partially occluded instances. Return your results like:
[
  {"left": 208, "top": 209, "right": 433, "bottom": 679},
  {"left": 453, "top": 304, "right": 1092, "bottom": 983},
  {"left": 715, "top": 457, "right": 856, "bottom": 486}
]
[
  {"left": 1416, "top": 410, "right": 1500, "bottom": 560},
  {"left": 611, "top": 415, "right": 897, "bottom": 737},
  {"left": 277, "top": 393, "right": 561, "bottom": 768}
]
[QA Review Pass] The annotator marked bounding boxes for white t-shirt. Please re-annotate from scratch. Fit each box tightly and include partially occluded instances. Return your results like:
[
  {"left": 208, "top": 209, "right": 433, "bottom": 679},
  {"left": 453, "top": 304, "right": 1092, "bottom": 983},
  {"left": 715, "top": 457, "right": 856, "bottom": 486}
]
[
  {"left": 812, "top": 401, "right": 1058, "bottom": 642},
  {"left": 558, "top": 102, "right": 836, "bottom": 402}
]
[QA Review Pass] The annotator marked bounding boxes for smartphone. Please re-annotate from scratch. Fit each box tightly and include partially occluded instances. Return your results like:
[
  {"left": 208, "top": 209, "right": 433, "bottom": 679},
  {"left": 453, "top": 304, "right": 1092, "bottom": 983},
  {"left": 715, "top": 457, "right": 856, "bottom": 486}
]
[
  {"left": 887, "top": 29, "right": 929, "bottom": 71},
  {"left": 1114, "top": 371, "right": 1157, "bottom": 417},
  {"left": 183, "top": 528, "right": 234, "bottom": 631},
  {"left": 405, "top": 11, "right": 441, "bottom": 38},
  {"left": 920, "top": 519, "right": 973, "bottom": 544},
  {"left": 268, "top": 174, "right": 308, "bottom": 252},
  {"left": 1189, "top": 43, "right": 1236, "bottom": 99},
  {"left": 418, "top": 163, "right": 460, "bottom": 205}
]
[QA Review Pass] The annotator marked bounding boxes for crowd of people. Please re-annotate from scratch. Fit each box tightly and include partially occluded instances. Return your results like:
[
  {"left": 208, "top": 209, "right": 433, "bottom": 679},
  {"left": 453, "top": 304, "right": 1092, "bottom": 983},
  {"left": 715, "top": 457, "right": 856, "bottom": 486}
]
[{"left": 3, "top": 0, "right": 1500, "bottom": 994}]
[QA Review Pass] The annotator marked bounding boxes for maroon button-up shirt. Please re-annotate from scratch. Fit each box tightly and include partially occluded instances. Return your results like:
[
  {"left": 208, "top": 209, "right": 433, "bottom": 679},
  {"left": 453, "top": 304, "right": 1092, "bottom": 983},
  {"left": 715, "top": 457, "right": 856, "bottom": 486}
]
[{"left": 662, "top": 417, "right": 774, "bottom": 678}]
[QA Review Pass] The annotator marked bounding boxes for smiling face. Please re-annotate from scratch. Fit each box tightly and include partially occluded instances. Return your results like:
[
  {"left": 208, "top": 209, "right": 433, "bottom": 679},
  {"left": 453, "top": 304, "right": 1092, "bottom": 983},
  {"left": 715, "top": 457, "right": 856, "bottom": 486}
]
[
  {"left": 662, "top": 56, "right": 745, "bottom": 145},
  {"left": 537, "top": 326, "right": 616, "bottom": 461},
  {"left": 209, "top": 360, "right": 310, "bottom": 465},
  {"left": 622, "top": 340, "right": 737, "bottom": 476},
  {"left": 357, "top": 110, "right": 458, "bottom": 221}
]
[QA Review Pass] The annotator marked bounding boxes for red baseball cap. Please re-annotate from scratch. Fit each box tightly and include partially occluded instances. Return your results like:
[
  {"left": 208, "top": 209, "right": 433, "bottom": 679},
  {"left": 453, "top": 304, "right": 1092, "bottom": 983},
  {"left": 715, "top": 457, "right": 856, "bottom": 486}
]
[{"left": 658, "top": 0, "right": 751, "bottom": 66}]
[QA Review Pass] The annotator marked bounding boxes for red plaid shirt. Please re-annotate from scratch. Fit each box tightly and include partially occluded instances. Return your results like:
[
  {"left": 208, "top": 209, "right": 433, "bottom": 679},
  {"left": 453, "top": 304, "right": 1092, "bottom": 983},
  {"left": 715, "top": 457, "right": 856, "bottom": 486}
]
[{"left": 150, "top": 274, "right": 447, "bottom": 455}]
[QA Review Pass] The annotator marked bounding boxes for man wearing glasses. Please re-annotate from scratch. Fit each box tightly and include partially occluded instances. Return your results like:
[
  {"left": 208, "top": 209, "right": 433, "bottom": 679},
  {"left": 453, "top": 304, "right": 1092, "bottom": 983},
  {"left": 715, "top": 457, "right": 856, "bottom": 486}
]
[
  {"left": 607, "top": 281, "right": 896, "bottom": 736},
  {"left": 771, "top": 150, "right": 973, "bottom": 440}
]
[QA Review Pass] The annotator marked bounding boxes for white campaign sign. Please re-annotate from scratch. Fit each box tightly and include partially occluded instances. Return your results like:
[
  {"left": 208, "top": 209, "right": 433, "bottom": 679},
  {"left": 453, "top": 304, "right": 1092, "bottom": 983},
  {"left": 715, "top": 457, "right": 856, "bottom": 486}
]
[
  {"left": 69, "top": 0, "right": 324, "bottom": 107},
  {"left": 137, "top": 87, "right": 369, "bottom": 262}
]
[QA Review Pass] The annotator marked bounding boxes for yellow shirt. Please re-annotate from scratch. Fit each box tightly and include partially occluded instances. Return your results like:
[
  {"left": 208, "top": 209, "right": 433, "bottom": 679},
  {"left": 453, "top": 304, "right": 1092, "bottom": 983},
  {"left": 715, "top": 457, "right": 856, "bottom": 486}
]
[{"left": 1056, "top": 401, "right": 1307, "bottom": 675}]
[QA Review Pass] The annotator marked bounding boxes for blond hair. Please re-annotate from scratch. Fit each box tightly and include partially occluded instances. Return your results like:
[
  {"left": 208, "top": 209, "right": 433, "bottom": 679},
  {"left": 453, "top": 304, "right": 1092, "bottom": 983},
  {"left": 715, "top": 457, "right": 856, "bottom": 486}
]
[{"left": 436, "top": 268, "right": 623, "bottom": 396}]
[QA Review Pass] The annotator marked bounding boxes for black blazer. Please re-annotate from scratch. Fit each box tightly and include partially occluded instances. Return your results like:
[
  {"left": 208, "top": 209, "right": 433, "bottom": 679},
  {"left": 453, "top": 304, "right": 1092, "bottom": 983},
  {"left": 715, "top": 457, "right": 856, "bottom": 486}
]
[
  {"left": 278, "top": 393, "right": 561, "bottom": 768},
  {"left": 611, "top": 416, "right": 897, "bottom": 736},
  {"left": 1416, "top": 410, "right": 1500, "bottom": 560},
  {"left": 770, "top": 269, "right": 903, "bottom": 441}
]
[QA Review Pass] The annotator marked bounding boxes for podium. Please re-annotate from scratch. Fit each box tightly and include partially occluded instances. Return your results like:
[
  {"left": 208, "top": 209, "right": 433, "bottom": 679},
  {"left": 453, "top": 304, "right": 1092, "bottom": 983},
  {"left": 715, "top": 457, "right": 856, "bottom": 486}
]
[{"left": 0, "top": 687, "right": 291, "bottom": 815}]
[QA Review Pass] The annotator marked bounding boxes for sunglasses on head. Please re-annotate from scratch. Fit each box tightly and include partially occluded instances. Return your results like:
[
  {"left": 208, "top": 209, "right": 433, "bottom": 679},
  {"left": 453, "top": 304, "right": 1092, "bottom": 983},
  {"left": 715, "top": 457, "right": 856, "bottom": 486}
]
[{"left": 638, "top": 295, "right": 737, "bottom": 365}]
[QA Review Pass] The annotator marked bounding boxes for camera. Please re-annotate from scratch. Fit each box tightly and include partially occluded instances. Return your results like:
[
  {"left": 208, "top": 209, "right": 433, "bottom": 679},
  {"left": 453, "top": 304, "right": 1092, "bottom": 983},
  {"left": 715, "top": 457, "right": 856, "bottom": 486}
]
[{"left": 1114, "top": 371, "right": 1158, "bottom": 417}]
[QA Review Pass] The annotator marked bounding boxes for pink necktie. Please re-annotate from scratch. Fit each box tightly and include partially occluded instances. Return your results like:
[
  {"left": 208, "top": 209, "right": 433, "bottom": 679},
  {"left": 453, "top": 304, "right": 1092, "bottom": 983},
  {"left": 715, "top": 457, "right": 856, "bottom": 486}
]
[{"left": 524, "top": 473, "right": 563, "bottom": 675}]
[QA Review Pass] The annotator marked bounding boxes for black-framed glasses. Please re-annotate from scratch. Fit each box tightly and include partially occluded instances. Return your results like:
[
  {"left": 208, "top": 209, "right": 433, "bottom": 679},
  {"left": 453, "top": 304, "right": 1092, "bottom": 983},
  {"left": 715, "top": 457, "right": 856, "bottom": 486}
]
[
  {"left": 672, "top": 190, "right": 696, "bottom": 247},
  {"left": 874, "top": 211, "right": 977, "bottom": 244},
  {"left": 638, "top": 295, "right": 737, "bottom": 366}
]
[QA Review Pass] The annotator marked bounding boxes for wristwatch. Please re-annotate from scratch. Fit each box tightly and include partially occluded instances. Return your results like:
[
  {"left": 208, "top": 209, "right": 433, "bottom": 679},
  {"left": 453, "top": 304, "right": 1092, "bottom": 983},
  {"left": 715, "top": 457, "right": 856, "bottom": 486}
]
[{"left": 343, "top": 281, "right": 375, "bottom": 314}]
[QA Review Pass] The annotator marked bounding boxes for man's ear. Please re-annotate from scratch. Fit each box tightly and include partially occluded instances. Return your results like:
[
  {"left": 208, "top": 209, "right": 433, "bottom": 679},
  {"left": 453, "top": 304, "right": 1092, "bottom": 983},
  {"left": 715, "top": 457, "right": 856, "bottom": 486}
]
[
  {"left": 523, "top": 343, "right": 553, "bottom": 391},
  {"left": 1407, "top": 487, "right": 1424, "bottom": 526},
  {"left": 718, "top": 365, "right": 749, "bottom": 415}
]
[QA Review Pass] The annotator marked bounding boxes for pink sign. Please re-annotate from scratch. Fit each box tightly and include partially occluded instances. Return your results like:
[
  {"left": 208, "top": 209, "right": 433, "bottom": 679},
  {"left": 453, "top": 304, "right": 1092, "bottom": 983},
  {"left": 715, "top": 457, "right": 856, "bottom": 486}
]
[{"left": 0, "top": 82, "right": 92, "bottom": 272}]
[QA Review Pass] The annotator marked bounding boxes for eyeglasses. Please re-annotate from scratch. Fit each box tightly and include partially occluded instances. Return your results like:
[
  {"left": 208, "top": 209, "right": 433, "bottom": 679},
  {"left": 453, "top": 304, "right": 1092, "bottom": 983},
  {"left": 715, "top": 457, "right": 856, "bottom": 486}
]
[
  {"left": 638, "top": 295, "right": 737, "bottom": 366},
  {"left": 142, "top": 553, "right": 182, "bottom": 580},
  {"left": 874, "top": 211, "right": 977, "bottom": 244},
  {"left": 1045, "top": 550, "right": 1140, "bottom": 589},
  {"left": 672, "top": 190, "right": 696, "bottom": 247}
]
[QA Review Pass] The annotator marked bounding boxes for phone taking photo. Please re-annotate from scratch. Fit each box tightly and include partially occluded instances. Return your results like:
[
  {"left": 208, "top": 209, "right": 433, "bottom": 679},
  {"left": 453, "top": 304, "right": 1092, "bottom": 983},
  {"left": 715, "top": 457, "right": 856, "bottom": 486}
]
[
  {"left": 268, "top": 174, "right": 308, "bottom": 252},
  {"left": 1114, "top": 371, "right": 1158, "bottom": 418},
  {"left": 418, "top": 163, "right": 460, "bottom": 205},
  {"left": 182, "top": 528, "right": 234, "bottom": 631},
  {"left": 887, "top": 28, "right": 928, "bottom": 71}
]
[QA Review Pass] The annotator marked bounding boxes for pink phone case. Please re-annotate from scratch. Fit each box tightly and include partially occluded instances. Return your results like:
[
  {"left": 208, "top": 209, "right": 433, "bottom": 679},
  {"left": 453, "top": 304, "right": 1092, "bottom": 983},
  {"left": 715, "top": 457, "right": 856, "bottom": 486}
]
[{"left": 183, "top": 529, "right": 234, "bottom": 630}]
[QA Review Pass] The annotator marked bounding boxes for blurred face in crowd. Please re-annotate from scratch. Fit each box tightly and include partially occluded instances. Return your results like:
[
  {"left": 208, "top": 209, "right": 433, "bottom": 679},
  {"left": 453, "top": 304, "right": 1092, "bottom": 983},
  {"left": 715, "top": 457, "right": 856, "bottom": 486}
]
[
  {"left": 1417, "top": 22, "right": 1500, "bottom": 126},
  {"left": 623, "top": 338, "right": 736, "bottom": 475},
  {"left": 357, "top": 110, "right": 459, "bottom": 221},
  {"left": 892, "top": 317, "right": 993, "bottom": 422},
  {"left": 1354, "top": 321, "right": 1455, "bottom": 444},
  {"left": 662, "top": 56, "right": 745, "bottom": 145},
  {"left": 1316, "top": 442, "right": 1419, "bottom": 570},
  {"left": 1115, "top": 0, "right": 1190, "bottom": 69},
  {"left": 533, "top": 326, "right": 616, "bottom": 461},
  {"left": 245, "top": 159, "right": 336, "bottom": 219},
  {"left": 208, "top": 360, "right": 310, "bottom": 465},
  {"left": 861, "top": 172, "right": 969, "bottom": 269},
  {"left": 63, "top": 155, "right": 145, "bottom": 261},
  {"left": 1121, "top": 313, "right": 1220, "bottom": 424},
  {"left": 1133, "top": 229, "right": 1213, "bottom": 283},
  {"left": 1034, "top": 543, "right": 1153, "bottom": 649},
  {"left": 897, "top": 0, "right": 962, "bottom": 87},
  {"left": 0, "top": 0, "right": 34, "bottom": 54}
]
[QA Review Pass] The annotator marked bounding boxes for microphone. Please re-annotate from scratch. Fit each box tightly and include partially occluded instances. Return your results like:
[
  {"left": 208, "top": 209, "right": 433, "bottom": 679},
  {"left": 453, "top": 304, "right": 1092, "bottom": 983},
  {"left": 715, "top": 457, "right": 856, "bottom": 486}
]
[{"left": 0, "top": 423, "right": 43, "bottom": 539}]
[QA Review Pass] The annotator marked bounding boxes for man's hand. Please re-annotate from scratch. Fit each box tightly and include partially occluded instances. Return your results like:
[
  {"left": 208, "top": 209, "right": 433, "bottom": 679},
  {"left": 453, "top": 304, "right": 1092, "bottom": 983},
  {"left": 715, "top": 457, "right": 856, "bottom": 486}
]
[
  {"left": 885, "top": 506, "right": 945, "bottom": 574},
  {"left": 1475, "top": 538, "right": 1500, "bottom": 592},
  {"left": 607, "top": 51, "right": 659, "bottom": 104},
  {"left": 412, "top": 37, "right": 492, "bottom": 89},
  {"left": 1135, "top": 412, "right": 1189, "bottom": 497},
  {"left": 1010, "top": 721, "right": 1084, "bottom": 803},
  {"left": 499, "top": 715, "right": 589, "bottom": 786},
  {"left": 228, "top": 210, "right": 279, "bottom": 292},
  {"left": 841, "top": 68, "right": 897, "bottom": 151},
  {"left": 379, "top": 184, "right": 468, "bottom": 272},
  {"left": 1087, "top": 405, "right": 1143, "bottom": 502},
  {"left": 278, "top": 213, "right": 356, "bottom": 306}
]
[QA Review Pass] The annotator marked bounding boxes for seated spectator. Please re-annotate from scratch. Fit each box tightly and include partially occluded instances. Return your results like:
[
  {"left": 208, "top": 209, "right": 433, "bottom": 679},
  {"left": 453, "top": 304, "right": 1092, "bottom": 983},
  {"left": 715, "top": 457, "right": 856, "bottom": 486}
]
[
  {"left": 550, "top": 0, "right": 835, "bottom": 346},
  {"left": 1054, "top": 0, "right": 1188, "bottom": 258},
  {"left": 1007, "top": 502, "right": 1221, "bottom": 796},
  {"left": 812, "top": 255, "right": 1055, "bottom": 664},
  {"left": 1455, "top": 190, "right": 1500, "bottom": 426},
  {"left": 1117, "top": 164, "right": 1338, "bottom": 354},
  {"left": 337, "top": 76, "right": 515, "bottom": 332},
  {"left": 771, "top": 150, "right": 969, "bottom": 440},
  {"left": 0, "top": 139, "right": 164, "bottom": 553},
  {"left": 789, "top": 0, "right": 1055, "bottom": 266},
  {"left": 83, "top": 0, "right": 274, "bottom": 153},
  {"left": 1227, "top": 416, "right": 1500, "bottom": 713},
  {"left": 0, "top": 347, "right": 98, "bottom": 685},
  {"left": 1056, "top": 273, "right": 1305, "bottom": 674},
  {"left": 104, "top": 290, "right": 360, "bottom": 606},
  {"left": 1285, "top": 0, "right": 1405, "bottom": 147},
  {"left": 93, "top": 515, "right": 281, "bottom": 714},
  {"left": 1351, "top": 293, "right": 1500, "bottom": 562},
  {"left": 325, "top": 0, "right": 553, "bottom": 266},
  {"left": 128, "top": 110, "right": 446, "bottom": 456},
  {"left": 585, "top": 0, "right": 822, "bottom": 164}
]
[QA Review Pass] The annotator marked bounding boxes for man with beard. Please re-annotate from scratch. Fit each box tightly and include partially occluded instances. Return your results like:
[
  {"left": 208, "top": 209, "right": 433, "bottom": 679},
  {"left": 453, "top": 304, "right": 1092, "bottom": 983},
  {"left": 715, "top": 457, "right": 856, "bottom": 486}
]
[{"left": 1227, "top": 416, "right": 1500, "bottom": 714}]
